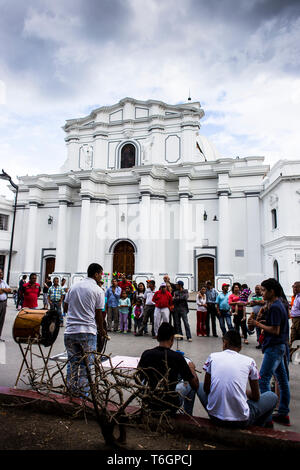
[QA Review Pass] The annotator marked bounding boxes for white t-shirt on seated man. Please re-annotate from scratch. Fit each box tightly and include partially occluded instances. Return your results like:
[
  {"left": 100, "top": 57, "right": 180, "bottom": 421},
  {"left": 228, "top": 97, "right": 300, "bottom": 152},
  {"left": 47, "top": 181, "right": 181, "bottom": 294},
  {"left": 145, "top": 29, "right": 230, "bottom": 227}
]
[
  {"left": 203, "top": 349, "right": 259, "bottom": 421},
  {"left": 197, "top": 329, "right": 277, "bottom": 427}
]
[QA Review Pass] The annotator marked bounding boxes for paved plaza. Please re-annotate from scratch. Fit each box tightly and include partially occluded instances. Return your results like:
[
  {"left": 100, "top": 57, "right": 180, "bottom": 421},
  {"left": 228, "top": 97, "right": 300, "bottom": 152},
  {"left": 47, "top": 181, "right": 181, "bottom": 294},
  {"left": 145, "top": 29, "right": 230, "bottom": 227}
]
[{"left": 1, "top": 298, "right": 299, "bottom": 433}]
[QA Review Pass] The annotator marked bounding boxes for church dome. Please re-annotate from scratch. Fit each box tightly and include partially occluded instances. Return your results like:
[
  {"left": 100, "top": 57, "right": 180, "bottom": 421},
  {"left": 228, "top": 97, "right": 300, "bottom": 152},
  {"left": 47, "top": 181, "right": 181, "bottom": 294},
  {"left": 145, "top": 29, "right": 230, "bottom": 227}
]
[{"left": 196, "top": 135, "right": 221, "bottom": 162}]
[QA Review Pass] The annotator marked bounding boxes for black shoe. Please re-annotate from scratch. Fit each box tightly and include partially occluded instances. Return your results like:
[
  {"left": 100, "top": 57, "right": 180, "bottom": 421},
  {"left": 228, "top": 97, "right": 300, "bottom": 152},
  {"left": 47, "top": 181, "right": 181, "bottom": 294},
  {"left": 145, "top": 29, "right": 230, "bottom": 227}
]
[
  {"left": 256, "top": 344, "right": 262, "bottom": 349},
  {"left": 272, "top": 414, "right": 290, "bottom": 426},
  {"left": 213, "top": 334, "right": 218, "bottom": 337}
]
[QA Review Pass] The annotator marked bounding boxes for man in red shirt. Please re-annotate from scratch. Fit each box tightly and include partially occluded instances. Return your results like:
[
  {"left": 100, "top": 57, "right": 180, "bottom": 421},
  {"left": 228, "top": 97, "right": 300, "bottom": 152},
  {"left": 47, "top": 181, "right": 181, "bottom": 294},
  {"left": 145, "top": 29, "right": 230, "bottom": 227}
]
[
  {"left": 118, "top": 274, "right": 133, "bottom": 293},
  {"left": 22, "top": 273, "right": 41, "bottom": 309},
  {"left": 153, "top": 283, "right": 173, "bottom": 338}
]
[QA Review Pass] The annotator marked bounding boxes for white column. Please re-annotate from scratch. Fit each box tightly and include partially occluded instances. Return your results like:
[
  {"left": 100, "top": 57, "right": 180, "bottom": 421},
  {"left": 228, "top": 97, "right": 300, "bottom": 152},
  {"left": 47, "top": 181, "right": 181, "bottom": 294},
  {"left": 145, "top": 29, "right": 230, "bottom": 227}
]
[
  {"left": 54, "top": 201, "right": 68, "bottom": 273},
  {"left": 95, "top": 200, "right": 107, "bottom": 268},
  {"left": 178, "top": 194, "right": 193, "bottom": 274},
  {"left": 136, "top": 192, "right": 152, "bottom": 273},
  {"left": 246, "top": 192, "right": 262, "bottom": 279},
  {"left": 65, "top": 137, "right": 80, "bottom": 170},
  {"left": 217, "top": 191, "right": 231, "bottom": 274},
  {"left": 181, "top": 124, "right": 196, "bottom": 163},
  {"left": 24, "top": 202, "right": 38, "bottom": 273},
  {"left": 77, "top": 196, "right": 91, "bottom": 273},
  {"left": 150, "top": 196, "right": 166, "bottom": 277}
]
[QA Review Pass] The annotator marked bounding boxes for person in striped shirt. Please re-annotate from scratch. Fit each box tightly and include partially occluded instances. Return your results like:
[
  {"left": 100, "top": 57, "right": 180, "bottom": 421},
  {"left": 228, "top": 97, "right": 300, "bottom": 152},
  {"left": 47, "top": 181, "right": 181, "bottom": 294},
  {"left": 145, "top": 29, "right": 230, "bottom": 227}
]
[{"left": 48, "top": 277, "right": 64, "bottom": 326}]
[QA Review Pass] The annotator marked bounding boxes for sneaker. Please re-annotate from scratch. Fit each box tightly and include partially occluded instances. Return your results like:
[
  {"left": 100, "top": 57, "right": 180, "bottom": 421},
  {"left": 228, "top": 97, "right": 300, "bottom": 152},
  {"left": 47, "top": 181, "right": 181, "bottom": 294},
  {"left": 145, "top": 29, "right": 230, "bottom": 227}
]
[
  {"left": 187, "top": 338, "right": 192, "bottom": 342},
  {"left": 272, "top": 414, "right": 290, "bottom": 426},
  {"left": 123, "top": 331, "right": 127, "bottom": 334}
]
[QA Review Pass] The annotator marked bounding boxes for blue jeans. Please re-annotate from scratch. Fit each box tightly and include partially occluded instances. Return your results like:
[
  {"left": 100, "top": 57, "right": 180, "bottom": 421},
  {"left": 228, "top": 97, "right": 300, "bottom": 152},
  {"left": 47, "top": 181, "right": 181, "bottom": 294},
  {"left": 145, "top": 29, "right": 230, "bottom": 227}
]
[
  {"left": 259, "top": 344, "right": 290, "bottom": 417},
  {"left": 51, "top": 301, "right": 63, "bottom": 324},
  {"left": 175, "top": 381, "right": 196, "bottom": 415},
  {"left": 174, "top": 309, "right": 192, "bottom": 340},
  {"left": 197, "top": 383, "right": 277, "bottom": 427},
  {"left": 64, "top": 333, "right": 97, "bottom": 396},
  {"left": 218, "top": 310, "right": 234, "bottom": 335}
]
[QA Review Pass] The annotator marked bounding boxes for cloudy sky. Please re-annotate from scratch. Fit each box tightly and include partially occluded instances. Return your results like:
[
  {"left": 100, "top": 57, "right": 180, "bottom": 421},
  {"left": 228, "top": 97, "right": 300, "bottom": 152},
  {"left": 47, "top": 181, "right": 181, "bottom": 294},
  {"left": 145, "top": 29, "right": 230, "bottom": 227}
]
[{"left": 1, "top": 0, "right": 300, "bottom": 197}]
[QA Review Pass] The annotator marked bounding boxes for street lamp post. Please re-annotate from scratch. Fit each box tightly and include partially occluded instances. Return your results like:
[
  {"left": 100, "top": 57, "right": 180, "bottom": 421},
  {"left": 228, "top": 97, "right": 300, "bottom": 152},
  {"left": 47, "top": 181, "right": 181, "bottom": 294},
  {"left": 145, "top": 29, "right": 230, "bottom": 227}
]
[{"left": 0, "top": 170, "right": 19, "bottom": 285}]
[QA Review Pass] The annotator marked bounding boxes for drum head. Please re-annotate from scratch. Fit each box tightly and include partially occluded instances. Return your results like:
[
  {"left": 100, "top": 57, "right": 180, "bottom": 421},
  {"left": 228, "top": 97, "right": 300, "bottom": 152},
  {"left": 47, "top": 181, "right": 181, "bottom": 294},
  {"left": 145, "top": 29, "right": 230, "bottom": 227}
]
[{"left": 40, "top": 308, "right": 60, "bottom": 347}]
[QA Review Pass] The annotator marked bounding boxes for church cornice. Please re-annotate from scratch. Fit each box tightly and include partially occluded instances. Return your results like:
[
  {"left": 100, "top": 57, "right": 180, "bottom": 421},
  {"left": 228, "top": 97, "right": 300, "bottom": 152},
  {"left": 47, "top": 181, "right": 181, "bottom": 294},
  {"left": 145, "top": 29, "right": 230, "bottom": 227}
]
[
  {"left": 63, "top": 97, "right": 204, "bottom": 132},
  {"left": 64, "top": 113, "right": 202, "bottom": 134},
  {"left": 260, "top": 174, "right": 300, "bottom": 199}
]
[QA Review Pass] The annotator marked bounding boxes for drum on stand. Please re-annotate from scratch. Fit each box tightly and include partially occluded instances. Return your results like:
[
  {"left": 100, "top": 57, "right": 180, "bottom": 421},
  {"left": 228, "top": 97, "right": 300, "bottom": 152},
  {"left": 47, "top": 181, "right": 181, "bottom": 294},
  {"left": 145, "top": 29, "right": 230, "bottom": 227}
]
[
  {"left": 12, "top": 308, "right": 61, "bottom": 388},
  {"left": 13, "top": 308, "right": 60, "bottom": 347}
]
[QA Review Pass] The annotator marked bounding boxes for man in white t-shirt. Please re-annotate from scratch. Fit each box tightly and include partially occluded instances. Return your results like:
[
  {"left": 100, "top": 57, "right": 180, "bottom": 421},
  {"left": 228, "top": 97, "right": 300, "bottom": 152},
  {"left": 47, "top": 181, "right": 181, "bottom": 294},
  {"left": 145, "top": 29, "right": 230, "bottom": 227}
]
[
  {"left": 197, "top": 330, "right": 277, "bottom": 428},
  {"left": 64, "top": 263, "right": 106, "bottom": 396}
]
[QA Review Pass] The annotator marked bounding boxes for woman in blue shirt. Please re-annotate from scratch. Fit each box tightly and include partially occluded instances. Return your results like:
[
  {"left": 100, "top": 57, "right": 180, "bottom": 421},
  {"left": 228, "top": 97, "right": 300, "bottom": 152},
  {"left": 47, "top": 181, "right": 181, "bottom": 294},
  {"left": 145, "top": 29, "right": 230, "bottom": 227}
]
[{"left": 248, "top": 278, "right": 290, "bottom": 427}]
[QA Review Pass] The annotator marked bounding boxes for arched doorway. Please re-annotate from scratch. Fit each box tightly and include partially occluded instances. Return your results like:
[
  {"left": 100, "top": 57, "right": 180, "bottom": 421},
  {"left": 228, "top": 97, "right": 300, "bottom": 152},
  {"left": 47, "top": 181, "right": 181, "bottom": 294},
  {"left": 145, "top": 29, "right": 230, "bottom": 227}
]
[
  {"left": 45, "top": 257, "right": 55, "bottom": 281},
  {"left": 198, "top": 256, "right": 215, "bottom": 290},
  {"left": 120, "top": 143, "right": 136, "bottom": 168},
  {"left": 113, "top": 241, "right": 135, "bottom": 277}
]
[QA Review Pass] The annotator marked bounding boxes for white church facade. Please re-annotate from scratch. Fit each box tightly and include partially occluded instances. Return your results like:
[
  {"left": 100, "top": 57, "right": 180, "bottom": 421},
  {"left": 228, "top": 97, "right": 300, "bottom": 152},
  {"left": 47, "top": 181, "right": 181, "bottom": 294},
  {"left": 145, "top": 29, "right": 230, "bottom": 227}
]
[{"left": 1, "top": 97, "right": 300, "bottom": 295}]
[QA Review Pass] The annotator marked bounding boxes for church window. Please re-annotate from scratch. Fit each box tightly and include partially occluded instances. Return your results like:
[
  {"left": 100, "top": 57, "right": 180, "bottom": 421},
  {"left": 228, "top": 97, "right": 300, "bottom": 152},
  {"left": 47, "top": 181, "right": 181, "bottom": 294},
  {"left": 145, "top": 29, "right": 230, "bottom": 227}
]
[
  {"left": 120, "top": 144, "right": 136, "bottom": 168},
  {"left": 273, "top": 260, "right": 279, "bottom": 281},
  {"left": 0, "top": 214, "right": 9, "bottom": 231},
  {"left": 271, "top": 209, "right": 277, "bottom": 229}
]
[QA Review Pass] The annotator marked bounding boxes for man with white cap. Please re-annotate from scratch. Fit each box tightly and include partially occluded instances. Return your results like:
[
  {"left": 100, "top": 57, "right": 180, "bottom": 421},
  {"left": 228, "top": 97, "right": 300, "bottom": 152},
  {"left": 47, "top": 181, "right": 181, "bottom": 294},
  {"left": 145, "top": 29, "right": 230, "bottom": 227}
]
[{"left": 152, "top": 283, "right": 173, "bottom": 338}]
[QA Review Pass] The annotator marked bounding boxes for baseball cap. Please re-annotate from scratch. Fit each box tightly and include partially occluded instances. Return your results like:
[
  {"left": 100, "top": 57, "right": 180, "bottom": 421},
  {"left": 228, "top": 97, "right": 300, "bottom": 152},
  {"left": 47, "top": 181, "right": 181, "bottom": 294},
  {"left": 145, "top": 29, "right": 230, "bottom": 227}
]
[
  {"left": 222, "top": 283, "right": 230, "bottom": 288},
  {"left": 160, "top": 282, "right": 167, "bottom": 287},
  {"left": 177, "top": 280, "right": 184, "bottom": 286}
]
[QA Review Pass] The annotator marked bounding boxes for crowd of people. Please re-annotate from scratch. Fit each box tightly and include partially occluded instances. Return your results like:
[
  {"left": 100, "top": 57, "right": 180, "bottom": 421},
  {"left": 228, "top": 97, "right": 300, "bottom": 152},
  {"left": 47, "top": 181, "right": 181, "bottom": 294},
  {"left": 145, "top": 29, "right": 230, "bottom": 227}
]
[
  {"left": 102, "top": 273, "right": 191, "bottom": 340},
  {"left": 63, "top": 269, "right": 297, "bottom": 428},
  {"left": 0, "top": 265, "right": 299, "bottom": 429}
]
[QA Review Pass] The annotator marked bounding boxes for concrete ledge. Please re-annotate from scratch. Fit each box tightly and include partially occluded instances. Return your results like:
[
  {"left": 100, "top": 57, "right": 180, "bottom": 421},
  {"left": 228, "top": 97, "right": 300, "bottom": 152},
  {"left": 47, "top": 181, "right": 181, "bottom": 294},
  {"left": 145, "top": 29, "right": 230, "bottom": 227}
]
[
  {"left": 174, "top": 415, "right": 300, "bottom": 450},
  {"left": 0, "top": 387, "right": 300, "bottom": 450}
]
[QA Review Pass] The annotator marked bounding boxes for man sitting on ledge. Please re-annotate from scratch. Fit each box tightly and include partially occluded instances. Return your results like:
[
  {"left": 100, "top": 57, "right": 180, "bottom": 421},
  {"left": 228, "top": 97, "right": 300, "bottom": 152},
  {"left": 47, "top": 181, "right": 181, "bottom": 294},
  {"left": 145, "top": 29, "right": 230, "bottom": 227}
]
[
  {"left": 137, "top": 322, "right": 199, "bottom": 415},
  {"left": 197, "top": 329, "right": 278, "bottom": 428}
]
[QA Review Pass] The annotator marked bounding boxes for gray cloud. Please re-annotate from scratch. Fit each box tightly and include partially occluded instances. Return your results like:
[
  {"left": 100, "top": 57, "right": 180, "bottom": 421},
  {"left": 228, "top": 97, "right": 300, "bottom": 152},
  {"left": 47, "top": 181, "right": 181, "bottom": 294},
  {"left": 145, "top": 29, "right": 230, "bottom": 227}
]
[
  {"left": 0, "top": 0, "right": 133, "bottom": 98},
  {"left": 1, "top": 0, "right": 299, "bottom": 102}
]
